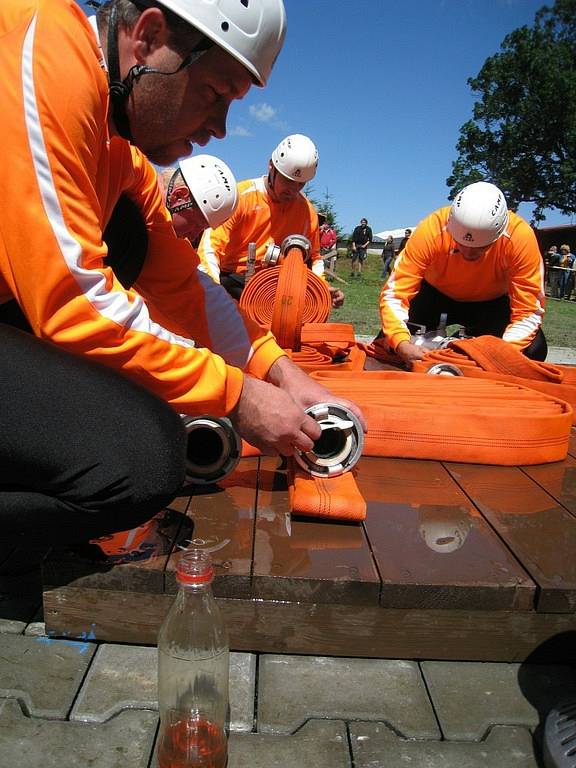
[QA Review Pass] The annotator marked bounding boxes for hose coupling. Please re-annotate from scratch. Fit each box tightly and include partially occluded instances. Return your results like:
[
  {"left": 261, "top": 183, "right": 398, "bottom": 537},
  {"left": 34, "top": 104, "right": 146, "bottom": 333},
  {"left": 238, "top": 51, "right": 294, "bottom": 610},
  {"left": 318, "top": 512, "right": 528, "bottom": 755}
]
[
  {"left": 294, "top": 402, "right": 364, "bottom": 478},
  {"left": 180, "top": 415, "right": 241, "bottom": 485},
  {"left": 426, "top": 363, "right": 464, "bottom": 377}
]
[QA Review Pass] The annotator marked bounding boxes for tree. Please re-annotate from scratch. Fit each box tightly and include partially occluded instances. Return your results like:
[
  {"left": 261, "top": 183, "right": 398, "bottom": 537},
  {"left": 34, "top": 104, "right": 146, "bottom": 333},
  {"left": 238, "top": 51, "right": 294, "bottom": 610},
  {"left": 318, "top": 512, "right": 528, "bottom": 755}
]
[
  {"left": 304, "top": 185, "right": 342, "bottom": 234},
  {"left": 447, "top": 0, "right": 576, "bottom": 223}
]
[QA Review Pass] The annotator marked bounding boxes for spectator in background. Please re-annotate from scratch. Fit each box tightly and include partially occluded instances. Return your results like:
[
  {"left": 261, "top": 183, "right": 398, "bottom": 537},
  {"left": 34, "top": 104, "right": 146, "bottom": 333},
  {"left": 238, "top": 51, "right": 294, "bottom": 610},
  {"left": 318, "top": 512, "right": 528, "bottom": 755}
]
[
  {"left": 350, "top": 217, "right": 373, "bottom": 278},
  {"left": 547, "top": 245, "right": 563, "bottom": 298},
  {"left": 381, "top": 235, "right": 396, "bottom": 279},
  {"left": 542, "top": 245, "right": 558, "bottom": 291},
  {"left": 319, "top": 212, "right": 338, "bottom": 274},
  {"left": 398, "top": 228, "right": 412, "bottom": 254},
  {"left": 560, "top": 244, "right": 576, "bottom": 300}
]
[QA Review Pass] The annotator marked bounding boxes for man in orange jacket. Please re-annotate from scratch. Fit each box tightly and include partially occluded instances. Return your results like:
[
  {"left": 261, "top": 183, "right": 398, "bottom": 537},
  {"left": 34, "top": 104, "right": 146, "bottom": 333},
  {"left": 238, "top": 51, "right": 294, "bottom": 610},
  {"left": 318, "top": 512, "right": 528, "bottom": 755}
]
[
  {"left": 197, "top": 134, "right": 345, "bottom": 307},
  {"left": 379, "top": 182, "right": 547, "bottom": 365},
  {"left": 0, "top": 0, "right": 363, "bottom": 574}
]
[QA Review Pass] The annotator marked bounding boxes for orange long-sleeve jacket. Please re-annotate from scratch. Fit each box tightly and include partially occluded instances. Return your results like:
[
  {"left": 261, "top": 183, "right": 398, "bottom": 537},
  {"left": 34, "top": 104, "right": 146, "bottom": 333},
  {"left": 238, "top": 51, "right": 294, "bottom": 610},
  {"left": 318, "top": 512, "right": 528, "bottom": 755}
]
[
  {"left": 379, "top": 207, "right": 545, "bottom": 352},
  {"left": 0, "top": 0, "right": 285, "bottom": 417},
  {"left": 197, "top": 175, "right": 324, "bottom": 281}
]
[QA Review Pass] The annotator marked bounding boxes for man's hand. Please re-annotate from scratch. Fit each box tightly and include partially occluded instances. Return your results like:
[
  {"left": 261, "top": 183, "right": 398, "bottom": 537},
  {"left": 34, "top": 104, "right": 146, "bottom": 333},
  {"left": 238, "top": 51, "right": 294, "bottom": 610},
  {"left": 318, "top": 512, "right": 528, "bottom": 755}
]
[
  {"left": 266, "top": 356, "right": 367, "bottom": 432},
  {"left": 330, "top": 287, "right": 345, "bottom": 308},
  {"left": 229, "top": 375, "right": 321, "bottom": 457},
  {"left": 396, "top": 340, "right": 425, "bottom": 368}
]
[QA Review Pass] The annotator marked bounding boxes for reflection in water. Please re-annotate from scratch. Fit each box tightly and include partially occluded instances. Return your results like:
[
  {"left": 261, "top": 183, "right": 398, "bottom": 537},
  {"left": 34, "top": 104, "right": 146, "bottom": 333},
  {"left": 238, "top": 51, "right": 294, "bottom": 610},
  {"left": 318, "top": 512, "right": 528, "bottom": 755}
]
[
  {"left": 89, "top": 509, "right": 193, "bottom": 564},
  {"left": 418, "top": 504, "right": 471, "bottom": 554}
]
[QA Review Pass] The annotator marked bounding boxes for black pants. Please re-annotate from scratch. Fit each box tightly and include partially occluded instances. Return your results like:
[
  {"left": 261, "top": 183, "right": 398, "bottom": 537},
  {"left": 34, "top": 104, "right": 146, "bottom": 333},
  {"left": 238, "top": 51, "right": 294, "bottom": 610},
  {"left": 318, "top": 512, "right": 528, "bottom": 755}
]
[
  {"left": 0, "top": 325, "right": 187, "bottom": 551},
  {"left": 404, "top": 280, "right": 548, "bottom": 361},
  {"left": 220, "top": 272, "right": 246, "bottom": 301}
]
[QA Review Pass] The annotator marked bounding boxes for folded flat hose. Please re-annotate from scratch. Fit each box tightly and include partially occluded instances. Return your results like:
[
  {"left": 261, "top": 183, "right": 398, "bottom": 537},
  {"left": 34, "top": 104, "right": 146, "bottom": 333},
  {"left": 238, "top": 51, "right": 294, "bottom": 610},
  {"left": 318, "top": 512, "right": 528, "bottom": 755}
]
[
  {"left": 311, "top": 369, "right": 572, "bottom": 465},
  {"left": 412, "top": 335, "right": 576, "bottom": 422}
]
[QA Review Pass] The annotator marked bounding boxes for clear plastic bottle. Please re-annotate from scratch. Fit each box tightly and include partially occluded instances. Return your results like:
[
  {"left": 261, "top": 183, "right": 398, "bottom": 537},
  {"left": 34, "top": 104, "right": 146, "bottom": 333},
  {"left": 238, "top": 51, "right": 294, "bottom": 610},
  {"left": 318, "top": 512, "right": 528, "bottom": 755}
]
[{"left": 157, "top": 550, "right": 229, "bottom": 768}]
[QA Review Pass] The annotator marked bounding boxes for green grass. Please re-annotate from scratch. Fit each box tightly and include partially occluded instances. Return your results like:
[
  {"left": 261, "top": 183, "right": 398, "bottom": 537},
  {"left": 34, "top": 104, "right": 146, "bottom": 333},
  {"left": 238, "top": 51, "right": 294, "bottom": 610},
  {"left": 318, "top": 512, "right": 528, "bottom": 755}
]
[{"left": 329, "top": 251, "right": 576, "bottom": 349}]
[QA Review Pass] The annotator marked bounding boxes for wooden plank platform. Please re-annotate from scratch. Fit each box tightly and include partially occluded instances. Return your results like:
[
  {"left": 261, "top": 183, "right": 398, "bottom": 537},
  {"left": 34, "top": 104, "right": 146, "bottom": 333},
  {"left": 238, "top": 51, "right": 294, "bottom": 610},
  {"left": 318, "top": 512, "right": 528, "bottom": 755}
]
[{"left": 43, "top": 436, "right": 576, "bottom": 662}]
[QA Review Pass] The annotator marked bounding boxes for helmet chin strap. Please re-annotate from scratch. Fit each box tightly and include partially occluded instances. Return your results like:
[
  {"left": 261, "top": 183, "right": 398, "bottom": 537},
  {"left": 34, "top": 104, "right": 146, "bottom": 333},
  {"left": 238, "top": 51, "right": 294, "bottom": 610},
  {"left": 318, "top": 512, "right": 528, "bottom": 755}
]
[{"left": 106, "top": 4, "right": 212, "bottom": 143}]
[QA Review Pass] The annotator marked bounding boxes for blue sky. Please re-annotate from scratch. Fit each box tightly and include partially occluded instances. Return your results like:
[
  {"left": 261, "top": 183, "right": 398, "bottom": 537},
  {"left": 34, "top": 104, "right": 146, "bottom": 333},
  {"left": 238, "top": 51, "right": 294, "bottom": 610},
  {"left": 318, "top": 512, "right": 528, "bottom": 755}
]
[{"left": 79, "top": 0, "right": 574, "bottom": 236}]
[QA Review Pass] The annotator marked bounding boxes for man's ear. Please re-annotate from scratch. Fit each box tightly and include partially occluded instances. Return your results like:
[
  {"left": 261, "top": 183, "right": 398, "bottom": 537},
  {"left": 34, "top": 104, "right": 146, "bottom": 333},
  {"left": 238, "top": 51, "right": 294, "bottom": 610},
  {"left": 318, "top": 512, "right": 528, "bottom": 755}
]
[{"left": 131, "top": 7, "right": 170, "bottom": 62}]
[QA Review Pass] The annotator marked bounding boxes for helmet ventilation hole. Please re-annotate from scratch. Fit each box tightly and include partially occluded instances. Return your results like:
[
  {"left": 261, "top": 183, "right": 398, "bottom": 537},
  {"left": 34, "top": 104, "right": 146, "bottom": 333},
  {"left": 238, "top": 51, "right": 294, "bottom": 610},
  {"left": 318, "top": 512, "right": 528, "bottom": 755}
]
[{"left": 221, "top": 21, "right": 229, "bottom": 31}]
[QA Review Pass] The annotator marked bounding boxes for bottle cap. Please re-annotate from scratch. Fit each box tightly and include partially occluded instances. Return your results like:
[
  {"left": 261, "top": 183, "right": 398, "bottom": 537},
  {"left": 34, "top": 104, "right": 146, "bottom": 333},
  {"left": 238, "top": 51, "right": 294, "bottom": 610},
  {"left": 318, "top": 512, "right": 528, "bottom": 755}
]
[{"left": 176, "top": 550, "right": 215, "bottom": 585}]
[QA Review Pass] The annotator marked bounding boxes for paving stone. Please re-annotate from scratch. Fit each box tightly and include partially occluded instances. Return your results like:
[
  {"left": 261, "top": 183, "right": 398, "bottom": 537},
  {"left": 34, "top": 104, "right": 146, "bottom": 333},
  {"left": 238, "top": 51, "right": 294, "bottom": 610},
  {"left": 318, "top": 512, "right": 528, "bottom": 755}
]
[
  {"left": 350, "top": 722, "right": 539, "bottom": 767},
  {"left": 0, "top": 619, "right": 26, "bottom": 635},
  {"left": 0, "top": 634, "right": 95, "bottom": 719},
  {"left": 71, "top": 643, "right": 256, "bottom": 731},
  {"left": 149, "top": 719, "right": 351, "bottom": 768},
  {"left": 0, "top": 698, "right": 156, "bottom": 768},
  {"left": 258, "top": 655, "right": 440, "bottom": 737},
  {"left": 24, "top": 622, "right": 47, "bottom": 637},
  {"left": 421, "top": 661, "right": 576, "bottom": 740}
]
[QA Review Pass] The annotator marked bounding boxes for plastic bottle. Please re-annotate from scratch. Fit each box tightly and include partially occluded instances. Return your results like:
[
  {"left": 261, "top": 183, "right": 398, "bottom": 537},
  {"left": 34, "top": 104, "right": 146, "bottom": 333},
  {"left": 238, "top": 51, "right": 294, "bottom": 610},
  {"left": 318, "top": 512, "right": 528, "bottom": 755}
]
[{"left": 157, "top": 550, "right": 229, "bottom": 768}]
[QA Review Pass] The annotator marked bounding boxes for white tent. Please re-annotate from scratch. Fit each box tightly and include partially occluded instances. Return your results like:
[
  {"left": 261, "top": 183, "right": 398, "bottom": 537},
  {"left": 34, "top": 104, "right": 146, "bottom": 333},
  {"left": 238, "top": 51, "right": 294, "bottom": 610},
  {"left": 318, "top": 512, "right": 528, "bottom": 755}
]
[{"left": 375, "top": 227, "right": 416, "bottom": 241}]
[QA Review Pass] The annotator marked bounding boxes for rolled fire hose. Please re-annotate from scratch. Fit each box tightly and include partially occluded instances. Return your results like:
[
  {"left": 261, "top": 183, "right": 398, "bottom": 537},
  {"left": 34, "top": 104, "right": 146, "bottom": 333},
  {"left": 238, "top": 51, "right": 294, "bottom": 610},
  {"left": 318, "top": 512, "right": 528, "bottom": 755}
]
[
  {"left": 180, "top": 415, "right": 241, "bottom": 485},
  {"left": 310, "top": 369, "right": 572, "bottom": 465},
  {"left": 412, "top": 335, "right": 576, "bottom": 422}
]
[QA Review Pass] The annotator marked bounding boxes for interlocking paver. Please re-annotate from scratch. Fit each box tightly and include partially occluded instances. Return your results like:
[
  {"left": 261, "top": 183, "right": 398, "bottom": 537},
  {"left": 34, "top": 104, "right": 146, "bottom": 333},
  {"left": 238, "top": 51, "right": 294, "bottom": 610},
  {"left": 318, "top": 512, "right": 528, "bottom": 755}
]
[
  {"left": 258, "top": 655, "right": 440, "bottom": 737},
  {"left": 227, "top": 720, "right": 350, "bottom": 768},
  {"left": 152, "top": 719, "right": 350, "bottom": 768},
  {"left": 0, "top": 698, "right": 156, "bottom": 768},
  {"left": 0, "top": 618, "right": 26, "bottom": 635},
  {"left": 0, "top": 634, "right": 95, "bottom": 718},
  {"left": 71, "top": 643, "right": 256, "bottom": 731},
  {"left": 421, "top": 660, "right": 576, "bottom": 740},
  {"left": 350, "top": 722, "right": 539, "bottom": 767}
]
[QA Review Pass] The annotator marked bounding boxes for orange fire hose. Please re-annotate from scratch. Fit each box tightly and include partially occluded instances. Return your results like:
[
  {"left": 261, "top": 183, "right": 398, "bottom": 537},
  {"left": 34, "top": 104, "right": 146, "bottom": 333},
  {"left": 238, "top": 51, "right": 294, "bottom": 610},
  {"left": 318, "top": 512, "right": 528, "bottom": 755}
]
[
  {"left": 311, "top": 369, "right": 572, "bottom": 465},
  {"left": 288, "top": 464, "right": 367, "bottom": 522},
  {"left": 412, "top": 336, "right": 576, "bottom": 422},
  {"left": 239, "top": 248, "right": 331, "bottom": 334},
  {"left": 239, "top": 246, "right": 366, "bottom": 372}
]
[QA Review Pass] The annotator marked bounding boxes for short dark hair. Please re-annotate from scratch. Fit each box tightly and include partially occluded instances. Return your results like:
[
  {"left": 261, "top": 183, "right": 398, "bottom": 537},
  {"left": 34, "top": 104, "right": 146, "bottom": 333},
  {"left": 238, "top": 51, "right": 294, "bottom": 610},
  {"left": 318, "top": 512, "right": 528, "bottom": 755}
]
[{"left": 97, "top": 0, "right": 204, "bottom": 57}]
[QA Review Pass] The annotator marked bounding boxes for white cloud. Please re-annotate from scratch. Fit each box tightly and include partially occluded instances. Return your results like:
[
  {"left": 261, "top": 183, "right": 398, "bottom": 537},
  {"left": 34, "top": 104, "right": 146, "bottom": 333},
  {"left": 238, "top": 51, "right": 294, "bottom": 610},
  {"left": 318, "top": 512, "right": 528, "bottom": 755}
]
[
  {"left": 229, "top": 125, "right": 252, "bottom": 137},
  {"left": 249, "top": 103, "right": 277, "bottom": 123}
]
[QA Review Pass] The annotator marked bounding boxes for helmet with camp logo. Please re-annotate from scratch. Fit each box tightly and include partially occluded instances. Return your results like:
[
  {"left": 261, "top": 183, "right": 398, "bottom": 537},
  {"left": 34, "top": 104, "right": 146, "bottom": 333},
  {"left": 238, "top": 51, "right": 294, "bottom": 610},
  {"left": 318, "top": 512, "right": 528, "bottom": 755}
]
[
  {"left": 271, "top": 134, "right": 319, "bottom": 182},
  {"left": 179, "top": 155, "right": 238, "bottom": 228},
  {"left": 446, "top": 181, "right": 509, "bottom": 248},
  {"left": 156, "top": 0, "right": 287, "bottom": 86}
]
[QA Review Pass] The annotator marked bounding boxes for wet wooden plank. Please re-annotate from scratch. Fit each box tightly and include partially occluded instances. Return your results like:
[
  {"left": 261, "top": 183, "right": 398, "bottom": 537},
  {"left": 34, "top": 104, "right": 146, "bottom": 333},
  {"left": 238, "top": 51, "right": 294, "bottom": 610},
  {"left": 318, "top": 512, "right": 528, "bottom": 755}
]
[
  {"left": 568, "top": 430, "right": 576, "bottom": 459},
  {"left": 165, "top": 458, "right": 259, "bottom": 599},
  {"left": 445, "top": 463, "right": 576, "bottom": 613},
  {"left": 42, "top": 500, "right": 193, "bottom": 594},
  {"left": 44, "top": 587, "right": 576, "bottom": 662},
  {"left": 358, "top": 457, "right": 534, "bottom": 610},
  {"left": 251, "top": 457, "right": 380, "bottom": 605},
  {"left": 521, "top": 456, "right": 576, "bottom": 518}
]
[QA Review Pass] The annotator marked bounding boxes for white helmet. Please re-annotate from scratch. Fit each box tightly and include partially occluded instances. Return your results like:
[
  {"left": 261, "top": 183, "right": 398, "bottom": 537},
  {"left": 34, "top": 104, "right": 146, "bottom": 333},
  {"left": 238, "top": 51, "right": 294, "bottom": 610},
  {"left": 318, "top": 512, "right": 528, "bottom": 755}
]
[
  {"left": 271, "top": 134, "right": 319, "bottom": 182},
  {"left": 179, "top": 154, "right": 238, "bottom": 228},
  {"left": 446, "top": 181, "right": 509, "bottom": 248},
  {"left": 157, "top": 0, "right": 287, "bottom": 86}
]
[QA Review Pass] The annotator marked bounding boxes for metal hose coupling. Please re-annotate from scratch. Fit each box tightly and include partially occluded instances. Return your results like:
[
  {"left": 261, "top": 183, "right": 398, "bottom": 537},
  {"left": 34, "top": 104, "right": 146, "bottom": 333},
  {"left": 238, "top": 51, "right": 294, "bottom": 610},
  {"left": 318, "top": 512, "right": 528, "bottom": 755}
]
[
  {"left": 426, "top": 363, "right": 464, "bottom": 377},
  {"left": 280, "top": 234, "right": 311, "bottom": 262},
  {"left": 294, "top": 402, "right": 364, "bottom": 478},
  {"left": 180, "top": 415, "right": 241, "bottom": 485}
]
